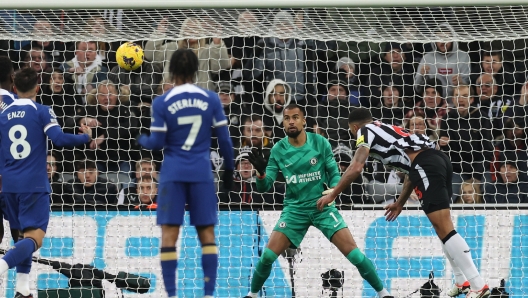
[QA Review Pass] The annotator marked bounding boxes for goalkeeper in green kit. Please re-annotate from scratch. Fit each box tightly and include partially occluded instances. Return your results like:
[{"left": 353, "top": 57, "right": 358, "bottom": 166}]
[{"left": 243, "top": 103, "right": 393, "bottom": 298}]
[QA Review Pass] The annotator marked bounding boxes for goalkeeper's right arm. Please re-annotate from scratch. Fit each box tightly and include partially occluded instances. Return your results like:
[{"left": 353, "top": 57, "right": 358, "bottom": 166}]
[{"left": 253, "top": 151, "right": 279, "bottom": 193}]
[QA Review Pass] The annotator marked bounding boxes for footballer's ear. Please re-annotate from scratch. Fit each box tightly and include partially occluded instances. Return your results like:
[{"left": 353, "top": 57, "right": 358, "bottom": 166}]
[{"left": 35, "top": 84, "right": 40, "bottom": 94}]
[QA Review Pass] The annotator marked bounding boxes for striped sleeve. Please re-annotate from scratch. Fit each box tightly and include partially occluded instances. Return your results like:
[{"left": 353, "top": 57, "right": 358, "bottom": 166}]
[{"left": 356, "top": 126, "right": 374, "bottom": 149}]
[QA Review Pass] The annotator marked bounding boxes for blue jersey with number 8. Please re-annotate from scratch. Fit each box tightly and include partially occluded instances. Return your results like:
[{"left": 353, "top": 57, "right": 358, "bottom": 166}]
[
  {"left": 0, "top": 98, "right": 89, "bottom": 193},
  {"left": 150, "top": 84, "right": 228, "bottom": 183}
]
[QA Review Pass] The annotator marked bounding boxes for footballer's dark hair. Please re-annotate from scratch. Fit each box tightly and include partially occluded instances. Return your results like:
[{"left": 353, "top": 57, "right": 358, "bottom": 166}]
[
  {"left": 283, "top": 103, "right": 305, "bottom": 116},
  {"left": 169, "top": 49, "right": 199, "bottom": 83},
  {"left": 348, "top": 107, "right": 373, "bottom": 124},
  {"left": 0, "top": 56, "right": 14, "bottom": 84},
  {"left": 14, "top": 68, "right": 38, "bottom": 93}
]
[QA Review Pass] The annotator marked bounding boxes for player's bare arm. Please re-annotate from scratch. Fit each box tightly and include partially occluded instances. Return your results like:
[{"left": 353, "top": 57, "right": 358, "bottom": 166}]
[
  {"left": 317, "top": 146, "right": 369, "bottom": 210},
  {"left": 384, "top": 174, "right": 413, "bottom": 221}
]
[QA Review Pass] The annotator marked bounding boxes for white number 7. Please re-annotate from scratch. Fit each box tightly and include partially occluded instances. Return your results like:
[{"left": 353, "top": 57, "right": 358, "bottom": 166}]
[{"left": 177, "top": 115, "right": 202, "bottom": 151}]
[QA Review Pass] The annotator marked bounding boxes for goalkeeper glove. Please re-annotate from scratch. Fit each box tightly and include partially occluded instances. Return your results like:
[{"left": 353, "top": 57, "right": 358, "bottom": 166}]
[
  {"left": 247, "top": 148, "right": 267, "bottom": 177},
  {"left": 322, "top": 184, "right": 336, "bottom": 206}
]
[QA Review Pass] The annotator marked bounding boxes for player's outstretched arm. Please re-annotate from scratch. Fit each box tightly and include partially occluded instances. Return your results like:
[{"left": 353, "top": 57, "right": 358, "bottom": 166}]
[
  {"left": 216, "top": 124, "right": 235, "bottom": 190},
  {"left": 46, "top": 124, "right": 92, "bottom": 147},
  {"left": 384, "top": 174, "right": 413, "bottom": 221},
  {"left": 137, "top": 131, "right": 165, "bottom": 151},
  {"left": 248, "top": 148, "right": 278, "bottom": 193},
  {"left": 317, "top": 146, "right": 369, "bottom": 210},
  {"left": 137, "top": 99, "right": 167, "bottom": 151}
]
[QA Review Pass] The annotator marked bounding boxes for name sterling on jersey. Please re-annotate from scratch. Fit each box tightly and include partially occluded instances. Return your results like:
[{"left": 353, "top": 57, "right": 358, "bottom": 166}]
[
  {"left": 286, "top": 171, "right": 322, "bottom": 184},
  {"left": 7, "top": 111, "right": 25, "bottom": 120},
  {"left": 168, "top": 98, "right": 209, "bottom": 114}
]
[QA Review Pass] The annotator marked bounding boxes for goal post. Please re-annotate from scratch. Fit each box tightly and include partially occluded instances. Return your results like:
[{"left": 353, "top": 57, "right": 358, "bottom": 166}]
[{"left": 0, "top": 3, "right": 527, "bottom": 298}]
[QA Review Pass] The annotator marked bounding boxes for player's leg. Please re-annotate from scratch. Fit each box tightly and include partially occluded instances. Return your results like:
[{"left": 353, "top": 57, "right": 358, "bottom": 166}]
[
  {"left": 188, "top": 181, "right": 219, "bottom": 298},
  {"left": 157, "top": 182, "right": 186, "bottom": 298},
  {"left": 411, "top": 151, "right": 489, "bottom": 297},
  {"left": 441, "top": 160, "right": 470, "bottom": 296},
  {"left": 0, "top": 193, "right": 49, "bottom": 297},
  {"left": 245, "top": 210, "right": 310, "bottom": 298},
  {"left": 313, "top": 208, "right": 392, "bottom": 298}
]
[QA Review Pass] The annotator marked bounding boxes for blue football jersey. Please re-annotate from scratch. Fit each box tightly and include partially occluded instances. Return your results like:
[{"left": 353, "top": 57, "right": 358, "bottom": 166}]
[
  {"left": 150, "top": 84, "right": 229, "bottom": 182},
  {"left": 0, "top": 99, "right": 63, "bottom": 193},
  {"left": 0, "top": 88, "right": 16, "bottom": 176}
]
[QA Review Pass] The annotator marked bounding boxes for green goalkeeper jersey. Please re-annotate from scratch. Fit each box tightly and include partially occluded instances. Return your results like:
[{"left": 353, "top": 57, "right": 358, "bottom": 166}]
[{"left": 256, "top": 132, "right": 341, "bottom": 209}]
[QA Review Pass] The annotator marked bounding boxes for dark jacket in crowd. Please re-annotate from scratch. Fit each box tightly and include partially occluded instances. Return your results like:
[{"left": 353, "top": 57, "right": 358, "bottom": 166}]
[
  {"left": 107, "top": 61, "right": 163, "bottom": 105},
  {"left": 220, "top": 179, "right": 285, "bottom": 210},
  {"left": 439, "top": 107, "right": 494, "bottom": 179},
  {"left": 317, "top": 99, "right": 352, "bottom": 147},
  {"left": 49, "top": 173, "right": 72, "bottom": 205},
  {"left": 66, "top": 177, "right": 118, "bottom": 205},
  {"left": 77, "top": 104, "right": 138, "bottom": 163}
]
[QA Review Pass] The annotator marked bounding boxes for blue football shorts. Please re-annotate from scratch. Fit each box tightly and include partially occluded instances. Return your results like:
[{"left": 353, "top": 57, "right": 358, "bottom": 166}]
[
  {"left": 157, "top": 181, "right": 218, "bottom": 226},
  {"left": 0, "top": 192, "right": 50, "bottom": 232}
]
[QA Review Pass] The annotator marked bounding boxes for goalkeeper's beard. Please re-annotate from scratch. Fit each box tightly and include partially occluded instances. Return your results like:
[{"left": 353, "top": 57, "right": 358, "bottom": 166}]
[{"left": 285, "top": 127, "right": 302, "bottom": 138}]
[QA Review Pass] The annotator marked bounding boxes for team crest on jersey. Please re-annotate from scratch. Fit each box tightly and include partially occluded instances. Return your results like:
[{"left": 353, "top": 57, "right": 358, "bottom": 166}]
[
  {"left": 279, "top": 221, "right": 286, "bottom": 228},
  {"left": 310, "top": 157, "right": 318, "bottom": 165}
]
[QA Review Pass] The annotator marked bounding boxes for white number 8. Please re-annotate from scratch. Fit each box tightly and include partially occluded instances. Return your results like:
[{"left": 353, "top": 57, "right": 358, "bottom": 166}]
[{"left": 9, "top": 125, "right": 31, "bottom": 160}]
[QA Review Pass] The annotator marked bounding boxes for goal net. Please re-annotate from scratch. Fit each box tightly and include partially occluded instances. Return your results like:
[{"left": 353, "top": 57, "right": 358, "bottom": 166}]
[{"left": 0, "top": 6, "right": 527, "bottom": 298}]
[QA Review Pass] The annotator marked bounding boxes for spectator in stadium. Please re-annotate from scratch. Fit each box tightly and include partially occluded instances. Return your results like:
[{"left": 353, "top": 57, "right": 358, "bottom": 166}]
[
  {"left": 316, "top": 79, "right": 352, "bottom": 146},
  {"left": 371, "top": 84, "right": 406, "bottom": 126},
  {"left": 217, "top": 81, "right": 243, "bottom": 142},
  {"left": 236, "top": 115, "right": 273, "bottom": 160},
  {"left": 404, "top": 115, "right": 438, "bottom": 141},
  {"left": 156, "top": 78, "right": 175, "bottom": 96},
  {"left": 414, "top": 22, "right": 471, "bottom": 102},
  {"left": 47, "top": 152, "right": 72, "bottom": 205},
  {"left": 134, "top": 174, "right": 158, "bottom": 210},
  {"left": 262, "top": 79, "right": 292, "bottom": 142},
  {"left": 40, "top": 68, "right": 84, "bottom": 127},
  {"left": 225, "top": 11, "right": 262, "bottom": 70},
  {"left": 484, "top": 161, "right": 528, "bottom": 204},
  {"left": 65, "top": 160, "right": 119, "bottom": 205},
  {"left": 244, "top": 10, "right": 333, "bottom": 105},
  {"left": 474, "top": 73, "right": 514, "bottom": 139},
  {"left": 439, "top": 85, "right": 494, "bottom": 198},
  {"left": 472, "top": 51, "right": 517, "bottom": 97},
  {"left": 76, "top": 80, "right": 138, "bottom": 173},
  {"left": 85, "top": 15, "right": 122, "bottom": 71},
  {"left": 367, "top": 42, "right": 416, "bottom": 107},
  {"left": 333, "top": 145, "right": 367, "bottom": 205},
  {"left": 455, "top": 179, "right": 483, "bottom": 204},
  {"left": 490, "top": 119, "right": 528, "bottom": 182},
  {"left": 335, "top": 57, "right": 360, "bottom": 106},
  {"left": 18, "top": 20, "right": 67, "bottom": 66},
  {"left": 60, "top": 41, "right": 107, "bottom": 95},
  {"left": 144, "top": 17, "right": 230, "bottom": 91},
  {"left": 21, "top": 45, "right": 51, "bottom": 87},
  {"left": 220, "top": 149, "right": 284, "bottom": 208},
  {"left": 405, "top": 79, "right": 447, "bottom": 133},
  {"left": 118, "top": 158, "right": 159, "bottom": 205},
  {"left": 106, "top": 58, "right": 163, "bottom": 106}
]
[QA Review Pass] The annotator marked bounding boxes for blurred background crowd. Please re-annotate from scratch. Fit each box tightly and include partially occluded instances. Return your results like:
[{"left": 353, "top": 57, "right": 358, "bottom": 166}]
[{"left": 1, "top": 8, "right": 528, "bottom": 209}]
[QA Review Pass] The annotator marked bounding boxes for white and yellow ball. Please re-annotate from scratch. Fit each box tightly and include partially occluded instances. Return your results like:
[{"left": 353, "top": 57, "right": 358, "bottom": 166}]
[{"left": 116, "top": 42, "right": 144, "bottom": 71}]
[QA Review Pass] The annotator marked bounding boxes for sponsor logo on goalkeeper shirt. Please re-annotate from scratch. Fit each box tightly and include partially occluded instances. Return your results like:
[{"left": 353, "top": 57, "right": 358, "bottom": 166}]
[{"left": 286, "top": 171, "right": 322, "bottom": 184}]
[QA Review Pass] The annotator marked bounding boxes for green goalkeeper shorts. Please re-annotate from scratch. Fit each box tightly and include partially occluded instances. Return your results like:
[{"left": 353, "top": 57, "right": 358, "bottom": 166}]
[{"left": 273, "top": 206, "right": 348, "bottom": 249}]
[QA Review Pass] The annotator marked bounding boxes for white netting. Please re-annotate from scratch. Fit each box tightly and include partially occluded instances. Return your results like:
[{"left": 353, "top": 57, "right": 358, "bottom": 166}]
[{"left": 0, "top": 6, "right": 527, "bottom": 298}]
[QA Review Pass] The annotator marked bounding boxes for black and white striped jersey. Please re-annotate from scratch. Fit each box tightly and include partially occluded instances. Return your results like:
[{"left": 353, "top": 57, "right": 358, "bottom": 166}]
[{"left": 355, "top": 121, "right": 436, "bottom": 174}]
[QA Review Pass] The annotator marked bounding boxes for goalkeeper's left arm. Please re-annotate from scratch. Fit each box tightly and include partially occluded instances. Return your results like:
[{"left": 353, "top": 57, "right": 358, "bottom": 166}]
[{"left": 323, "top": 139, "right": 342, "bottom": 195}]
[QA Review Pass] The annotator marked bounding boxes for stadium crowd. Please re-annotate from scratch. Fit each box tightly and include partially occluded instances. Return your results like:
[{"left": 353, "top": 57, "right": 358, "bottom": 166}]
[{"left": 1, "top": 9, "right": 528, "bottom": 208}]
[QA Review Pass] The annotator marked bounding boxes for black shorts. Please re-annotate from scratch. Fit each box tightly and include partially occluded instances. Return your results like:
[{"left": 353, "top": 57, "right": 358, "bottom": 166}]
[{"left": 409, "top": 149, "right": 452, "bottom": 214}]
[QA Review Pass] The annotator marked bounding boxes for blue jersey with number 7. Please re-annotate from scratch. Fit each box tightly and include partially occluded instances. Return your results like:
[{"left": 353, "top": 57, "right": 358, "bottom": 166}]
[
  {"left": 0, "top": 98, "right": 89, "bottom": 193},
  {"left": 148, "top": 84, "right": 231, "bottom": 183}
]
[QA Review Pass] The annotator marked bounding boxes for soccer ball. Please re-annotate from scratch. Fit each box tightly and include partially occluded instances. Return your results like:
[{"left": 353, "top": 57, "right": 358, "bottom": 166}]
[{"left": 116, "top": 42, "right": 144, "bottom": 71}]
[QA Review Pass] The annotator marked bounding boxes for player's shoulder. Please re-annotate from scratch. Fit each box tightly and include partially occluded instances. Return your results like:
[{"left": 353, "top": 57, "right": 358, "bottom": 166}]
[{"left": 307, "top": 132, "right": 331, "bottom": 146}]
